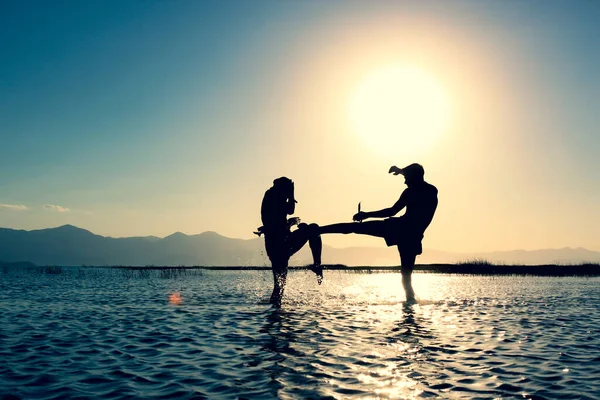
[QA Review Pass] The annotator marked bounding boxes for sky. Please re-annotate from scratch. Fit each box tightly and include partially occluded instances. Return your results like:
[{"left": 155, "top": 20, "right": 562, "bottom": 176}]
[{"left": 1, "top": 0, "right": 599, "bottom": 252}]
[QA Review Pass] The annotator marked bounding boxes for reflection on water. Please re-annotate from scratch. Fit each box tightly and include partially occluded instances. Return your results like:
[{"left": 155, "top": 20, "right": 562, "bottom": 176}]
[
  {"left": 1, "top": 268, "right": 599, "bottom": 399},
  {"left": 258, "top": 306, "right": 429, "bottom": 399}
]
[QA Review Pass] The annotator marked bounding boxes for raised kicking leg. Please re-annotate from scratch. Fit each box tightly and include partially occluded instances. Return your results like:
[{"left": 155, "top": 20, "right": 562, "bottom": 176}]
[
  {"left": 321, "top": 220, "right": 418, "bottom": 301},
  {"left": 288, "top": 223, "right": 323, "bottom": 283},
  {"left": 320, "top": 220, "right": 388, "bottom": 238}
]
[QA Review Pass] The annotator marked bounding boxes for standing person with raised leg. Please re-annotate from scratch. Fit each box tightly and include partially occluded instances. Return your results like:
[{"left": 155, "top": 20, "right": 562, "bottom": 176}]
[
  {"left": 256, "top": 177, "right": 323, "bottom": 307},
  {"left": 320, "top": 163, "right": 438, "bottom": 302}
]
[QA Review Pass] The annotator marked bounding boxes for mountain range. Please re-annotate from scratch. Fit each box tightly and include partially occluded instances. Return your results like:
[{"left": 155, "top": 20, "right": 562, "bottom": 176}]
[{"left": 0, "top": 225, "right": 598, "bottom": 266}]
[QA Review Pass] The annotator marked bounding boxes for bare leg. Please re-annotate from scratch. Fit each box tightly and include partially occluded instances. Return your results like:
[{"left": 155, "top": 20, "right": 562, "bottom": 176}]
[
  {"left": 308, "top": 232, "right": 322, "bottom": 265},
  {"left": 400, "top": 250, "right": 416, "bottom": 302},
  {"left": 270, "top": 261, "right": 288, "bottom": 307},
  {"left": 289, "top": 223, "right": 323, "bottom": 283},
  {"left": 291, "top": 223, "right": 322, "bottom": 265},
  {"left": 320, "top": 222, "right": 356, "bottom": 234},
  {"left": 308, "top": 228, "right": 323, "bottom": 284},
  {"left": 320, "top": 221, "right": 387, "bottom": 237}
]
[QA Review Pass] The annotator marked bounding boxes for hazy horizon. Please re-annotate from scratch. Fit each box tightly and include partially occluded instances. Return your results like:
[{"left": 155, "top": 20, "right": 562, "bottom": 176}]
[
  {"left": 2, "top": 223, "right": 599, "bottom": 256},
  {"left": 2, "top": 1, "right": 599, "bottom": 253}
]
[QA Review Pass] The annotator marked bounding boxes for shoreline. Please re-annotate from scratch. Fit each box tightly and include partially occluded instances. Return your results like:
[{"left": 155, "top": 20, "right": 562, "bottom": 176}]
[
  {"left": 4, "top": 262, "right": 599, "bottom": 276},
  {"left": 105, "top": 263, "right": 600, "bottom": 276}
]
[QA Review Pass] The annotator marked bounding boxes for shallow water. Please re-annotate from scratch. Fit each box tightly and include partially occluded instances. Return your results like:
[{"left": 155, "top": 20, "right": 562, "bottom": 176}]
[{"left": 1, "top": 268, "right": 599, "bottom": 399}]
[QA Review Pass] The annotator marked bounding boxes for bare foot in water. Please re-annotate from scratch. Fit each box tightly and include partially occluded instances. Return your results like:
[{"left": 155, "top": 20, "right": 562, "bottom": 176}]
[{"left": 310, "top": 264, "right": 323, "bottom": 285}]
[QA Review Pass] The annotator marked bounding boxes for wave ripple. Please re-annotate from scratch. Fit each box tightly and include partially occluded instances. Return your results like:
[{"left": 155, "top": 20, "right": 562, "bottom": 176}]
[{"left": 1, "top": 269, "right": 599, "bottom": 399}]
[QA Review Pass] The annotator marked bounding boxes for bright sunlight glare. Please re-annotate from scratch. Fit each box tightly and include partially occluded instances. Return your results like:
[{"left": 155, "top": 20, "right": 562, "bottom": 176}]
[{"left": 348, "top": 65, "right": 451, "bottom": 158}]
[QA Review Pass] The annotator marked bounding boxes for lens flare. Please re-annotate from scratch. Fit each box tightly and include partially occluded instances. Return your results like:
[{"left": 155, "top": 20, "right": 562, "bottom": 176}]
[{"left": 169, "top": 292, "right": 182, "bottom": 305}]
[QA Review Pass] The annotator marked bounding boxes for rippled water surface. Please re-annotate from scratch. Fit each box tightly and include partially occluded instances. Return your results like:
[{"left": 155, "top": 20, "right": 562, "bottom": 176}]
[{"left": 1, "top": 267, "right": 599, "bottom": 399}]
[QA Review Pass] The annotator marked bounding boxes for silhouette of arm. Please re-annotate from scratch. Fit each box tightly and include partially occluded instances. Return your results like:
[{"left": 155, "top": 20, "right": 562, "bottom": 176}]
[
  {"left": 261, "top": 189, "right": 291, "bottom": 230},
  {"left": 286, "top": 181, "right": 296, "bottom": 215},
  {"left": 354, "top": 192, "right": 407, "bottom": 221},
  {"left": 366, "top": 199, "right": 405, "bottom": 218},
  {"left": 286, "top": 198, "right": 295, "bottom": 215}
]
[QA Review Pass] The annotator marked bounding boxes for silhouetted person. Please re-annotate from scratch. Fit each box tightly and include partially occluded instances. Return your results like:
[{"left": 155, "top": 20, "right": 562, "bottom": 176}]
[
  {"left": 320, "top": 163, "right": 438, "bottom": 302},
  {"left": 257, "top": 177, "right": 323, "bottom": 307}
]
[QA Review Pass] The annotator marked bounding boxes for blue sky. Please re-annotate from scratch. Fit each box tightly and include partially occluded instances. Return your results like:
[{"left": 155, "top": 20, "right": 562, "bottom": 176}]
[{"left": 1, "top": 1, "right": 599, "bottom": 252}]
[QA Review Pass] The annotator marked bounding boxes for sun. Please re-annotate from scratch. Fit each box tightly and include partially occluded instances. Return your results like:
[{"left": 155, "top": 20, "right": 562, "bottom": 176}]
[{"left": 348, "top": 65, "right": 451, "bottom": 158}]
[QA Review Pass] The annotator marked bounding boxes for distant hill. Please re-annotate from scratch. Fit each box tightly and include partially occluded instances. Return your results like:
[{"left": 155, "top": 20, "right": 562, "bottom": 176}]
[
  {"left": 0, "top": 260, "right": 37, "bottom": 268},
  {"left": 0, "top": 225, "right": 268, "bottom": 267},
  {"left": 0, "top": 225, "right": 598, "bottom": 266}
]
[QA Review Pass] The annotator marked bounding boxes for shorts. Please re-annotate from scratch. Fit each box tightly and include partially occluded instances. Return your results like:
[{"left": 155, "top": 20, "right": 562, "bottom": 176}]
[{"left": 382, "top": 218, "right": 423, "bottom": 255}]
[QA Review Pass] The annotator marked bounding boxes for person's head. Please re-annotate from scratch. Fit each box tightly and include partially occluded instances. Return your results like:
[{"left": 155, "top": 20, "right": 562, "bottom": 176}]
[
  {"left": 399, "top": 163, "right": 425, "bottom": 187},
  {"left": 272, "top": 176, "right": 295, "bottom": 199}
]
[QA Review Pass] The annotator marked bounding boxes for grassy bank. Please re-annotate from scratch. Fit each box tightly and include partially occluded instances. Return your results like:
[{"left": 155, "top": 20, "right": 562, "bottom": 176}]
[{"left": 108, "top": 262, "right": 600, "bottom": 276}]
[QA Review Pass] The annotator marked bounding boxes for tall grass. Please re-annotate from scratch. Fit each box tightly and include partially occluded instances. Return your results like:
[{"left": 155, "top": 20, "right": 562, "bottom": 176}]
[
  {"left": 39, "top": 266, "right": 63, "bottom": 274},
  {"left": 113, "top": 266, "right": 204, "bottom": 279},
  {"left": 456, "top": 258, "right": 496, "bottom": 267}
]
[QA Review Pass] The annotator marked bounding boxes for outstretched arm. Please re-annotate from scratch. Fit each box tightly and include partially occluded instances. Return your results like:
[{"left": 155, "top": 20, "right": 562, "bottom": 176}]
[{"left": 353, "top": 193, "right": 407, "bottom": 221}]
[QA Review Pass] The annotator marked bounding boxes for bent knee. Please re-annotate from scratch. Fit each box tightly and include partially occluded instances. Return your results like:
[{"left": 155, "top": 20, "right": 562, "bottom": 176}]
[
  {"left": 298, "top": 222, "right": 320, "bottom": 234},
  {"left": 308, "top": 223, "right": 320, "bottom": 236}
]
